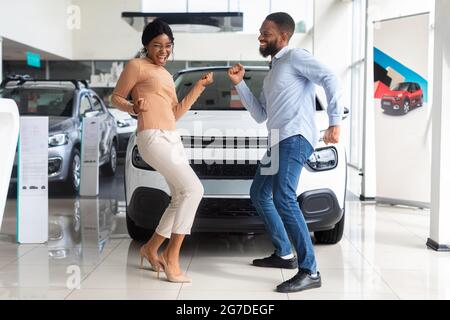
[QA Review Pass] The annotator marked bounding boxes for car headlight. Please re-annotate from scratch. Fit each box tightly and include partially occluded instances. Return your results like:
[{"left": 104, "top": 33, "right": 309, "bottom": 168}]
[
  {"left": 132, "top": 146, "right": 155, "bottom": 171},
  {"left": 48, "top": 133, "right": 69, "bottom": 147},
  {"left": 307, "top": 147, "right": 338, "bottom": 171},
  {"left": 117, "top": 119, "right": 130, "bottom": 128}
]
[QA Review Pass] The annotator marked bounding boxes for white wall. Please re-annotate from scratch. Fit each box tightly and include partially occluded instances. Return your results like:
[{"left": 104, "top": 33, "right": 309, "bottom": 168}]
[
  {"left": 313, "top": 0, "right": 353, "bottom": 160},
  {"left": 369, "top": 0, "right": 432, "bottom": 21},
  {"left": 71, "top": 0, "right": 141, "bottom": 60},
  {"left": 0, "top": 0, "right": 73, "bottom": 59},
  {"left": 170, "top": 33, "right": 311, "bottom": 62}
]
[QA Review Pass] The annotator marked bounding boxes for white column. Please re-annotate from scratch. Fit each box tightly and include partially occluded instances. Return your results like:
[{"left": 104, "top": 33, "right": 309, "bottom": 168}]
[
  {"left": 0, "top": 37, "right": 3, "bottom": 80},
  {"left": 428, "top": 0, "right": 450, "bottom": 251},
  {"left": 361, "top": 0, "right": 376, "bottom": 200}
]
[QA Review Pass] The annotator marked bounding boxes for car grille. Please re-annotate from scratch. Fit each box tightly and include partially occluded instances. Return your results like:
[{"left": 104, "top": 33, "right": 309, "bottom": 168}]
[
  {"left": 197, "top": 198, "right": 258, "bottom": 217},
  {"left": 189, "top": 161, "right": 259, "bottom": 180}
]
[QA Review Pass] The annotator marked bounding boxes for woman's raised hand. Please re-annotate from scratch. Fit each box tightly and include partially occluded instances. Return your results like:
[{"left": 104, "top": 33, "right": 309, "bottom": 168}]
[{"left": 198, "top": 72, "right": 214, "bottom": 87}]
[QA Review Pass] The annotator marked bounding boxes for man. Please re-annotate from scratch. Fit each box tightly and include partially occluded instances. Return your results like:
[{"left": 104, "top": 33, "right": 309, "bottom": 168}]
[{"left": 228, "top": 12, "right": 343, "bottom": 293}]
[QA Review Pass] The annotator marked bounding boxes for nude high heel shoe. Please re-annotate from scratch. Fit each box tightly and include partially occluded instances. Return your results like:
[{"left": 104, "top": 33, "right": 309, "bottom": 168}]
[
  {"left": 159, "top": 254, "right": 192, "bottom": 283},
  {"left": 139, "top": 245, "right": 162, "bottom": 277}
]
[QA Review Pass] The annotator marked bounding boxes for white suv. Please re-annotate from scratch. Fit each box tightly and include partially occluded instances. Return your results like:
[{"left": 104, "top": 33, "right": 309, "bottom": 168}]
[{"left": 124, "top": 67, "right": 348, "bottom": 244}]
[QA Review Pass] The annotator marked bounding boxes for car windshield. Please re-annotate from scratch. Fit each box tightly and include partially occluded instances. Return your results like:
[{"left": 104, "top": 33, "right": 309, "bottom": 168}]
[
  {"left": 174, "top": 69, "right": 267, "bottom": 111},
  {"left": 0, "top": 87, "right": 74, "bottom": 117},
  {"left": 393, "top": 83, "right": 411, "bottom": 92}
]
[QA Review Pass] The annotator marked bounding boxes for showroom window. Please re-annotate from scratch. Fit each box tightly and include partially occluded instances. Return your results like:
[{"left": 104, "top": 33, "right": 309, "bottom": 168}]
[
  {"left": 165, "top": 61, "right": 189, "bottom": 75},
  {"left": 229, "top": 61, "right": 268, "bottom": 67},
  {"left": 188, "top": 61, "right": 228, "bottom": 68},
  {"left": 94, "top": 61, "right": 126, "bottom": 75},
  {"left": 49, "top": 61, "right": 92, "bottom": 80},
  {"left": 349, "top": 0, "right": 366, "bottom": 169},
  {"left": 2, "top": 60, "right": 46, "bottom": 79}
]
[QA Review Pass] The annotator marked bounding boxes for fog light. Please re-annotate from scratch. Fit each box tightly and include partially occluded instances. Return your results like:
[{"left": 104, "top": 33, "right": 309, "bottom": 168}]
[
  {"left": 132, "top": 146, "right": 155, "bottom": 171},
  {"left": 48, "top": 158, "right": 62, "bottom": 174}
]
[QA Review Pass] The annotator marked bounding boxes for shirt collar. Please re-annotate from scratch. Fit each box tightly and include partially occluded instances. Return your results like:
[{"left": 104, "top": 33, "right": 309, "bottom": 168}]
[
  {"left": 270, "top": 46, "right": 290, "bottom": 69},
  {"left": 273, "top": 46, "right": 290, "bottom": 61}
]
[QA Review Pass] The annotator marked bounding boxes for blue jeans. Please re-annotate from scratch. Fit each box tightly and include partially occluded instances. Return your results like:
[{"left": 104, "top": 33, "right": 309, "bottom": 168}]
[{"left": 250, "top": 134, "right": 317, "bottom": 274}]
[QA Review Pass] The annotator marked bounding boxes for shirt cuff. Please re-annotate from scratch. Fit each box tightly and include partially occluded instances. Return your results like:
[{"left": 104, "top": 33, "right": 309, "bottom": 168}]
[
  {"left": 235, "top": 80, "right": 247, "bottom": 91},
  {"left": 329, "top": 115, "right": 342, "bottom": 127}
]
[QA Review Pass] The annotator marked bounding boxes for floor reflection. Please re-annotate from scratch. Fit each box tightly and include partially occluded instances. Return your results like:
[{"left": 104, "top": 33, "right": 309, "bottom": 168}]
[{"left": 1, "top": 196, "right": 125, "bottom": 264}]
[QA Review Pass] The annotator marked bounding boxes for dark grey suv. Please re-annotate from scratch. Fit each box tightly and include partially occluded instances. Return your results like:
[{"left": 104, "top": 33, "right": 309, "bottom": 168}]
[{"left": 1, "top": 75, "right": 118, "bottom": 194}]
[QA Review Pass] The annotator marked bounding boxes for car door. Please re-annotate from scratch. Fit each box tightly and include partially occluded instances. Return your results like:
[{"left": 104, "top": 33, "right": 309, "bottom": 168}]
[
  {"left": 415, "top": 84, "right": 423, "bottom": 105},
  {"left": 89, "top": 94, "right": 111, "bottom": 163},
  {"left": 410, "top": 84, "right": 419, "bottom": 106},
  {"left": 79, "top": 93, "right": 93, "bottom": 139},
  {"left": 79, "top": 93, "right": 94, "bottom": 148}
]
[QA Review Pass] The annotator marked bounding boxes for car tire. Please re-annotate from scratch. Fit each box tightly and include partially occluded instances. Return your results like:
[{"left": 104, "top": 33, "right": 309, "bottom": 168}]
[
  {"left": 403, "top": 99, "right": 410, "bottom": 114},
  {"left": 314, "top": 209, "right": 345, "bottom": 245},
  {"left": 65, "top": 148, "right": 81, "bottom": 195},
  {"left": 101, "top": 142, "right": 117, "bottom": 177},
  {"left": 126, "top": 212, "right": 153, "bottom": 242}
]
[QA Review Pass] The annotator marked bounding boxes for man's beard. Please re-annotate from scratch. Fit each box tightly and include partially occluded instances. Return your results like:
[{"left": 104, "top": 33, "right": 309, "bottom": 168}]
[{"left": 259, "top": 41, "right": 279, "bottom": 58}]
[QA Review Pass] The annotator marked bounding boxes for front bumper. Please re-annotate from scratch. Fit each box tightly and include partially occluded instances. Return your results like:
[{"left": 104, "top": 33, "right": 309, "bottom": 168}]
[
  {"left": 127, "top": 187, "right": 343, "bottom": 233},
  {"left": 381, "top": 98, "right": 403, "bottom": 112},
  {"left": 117, "top": 132, "right": 133, "bottom": 155}
]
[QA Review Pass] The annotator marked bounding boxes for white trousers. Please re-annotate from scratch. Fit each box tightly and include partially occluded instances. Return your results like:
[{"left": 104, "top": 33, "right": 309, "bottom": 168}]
[{"left": 136, "top": 129, "right": 204, "bottom": 238}]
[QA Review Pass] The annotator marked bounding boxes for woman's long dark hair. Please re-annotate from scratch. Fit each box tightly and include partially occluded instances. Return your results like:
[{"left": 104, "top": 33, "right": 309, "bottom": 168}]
[{"left": 137, "top": 19, "right": 175, "bottom": 58}]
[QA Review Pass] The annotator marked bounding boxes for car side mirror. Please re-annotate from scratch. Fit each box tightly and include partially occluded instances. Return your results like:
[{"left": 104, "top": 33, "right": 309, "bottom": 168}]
[{"left": 343, "top": 107, "right": 350, "bottom": 120}]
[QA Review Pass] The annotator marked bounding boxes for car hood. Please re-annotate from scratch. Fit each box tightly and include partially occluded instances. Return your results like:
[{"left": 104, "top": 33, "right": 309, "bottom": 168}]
[
  {"left": 176, "top": 110, "right": 329, "bottom": 137},
  {"left": 177, "top": 111, "right": 266, "bottom": 137},
  {"left": 49, "top": 116, "right": 75, "bottom": 133},
  {"left": 108, "top": 108, "right": 133, "bottom": 121},
  {"left": 384, "top": 90, "right": 407, "bottom": 97}
]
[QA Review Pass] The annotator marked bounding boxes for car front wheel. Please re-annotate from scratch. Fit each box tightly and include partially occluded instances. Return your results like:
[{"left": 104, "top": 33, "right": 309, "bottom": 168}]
[
  {"left": 403, "top": 100, "right": 410, "bottom": 114},
  {"left": 314, "top": 209, "right": 345, "bottom": 245},
  {"left": 126, "top": 213, "right": 153, "bottom": 242},
  {"left": 66, "top": 148, "right": 81, "bottom": 194}
]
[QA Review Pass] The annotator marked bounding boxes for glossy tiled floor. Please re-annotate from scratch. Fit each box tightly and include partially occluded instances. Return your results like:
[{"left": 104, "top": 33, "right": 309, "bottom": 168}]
[{"left": 1, "top": 167, "right": 449, "bottom": 300}]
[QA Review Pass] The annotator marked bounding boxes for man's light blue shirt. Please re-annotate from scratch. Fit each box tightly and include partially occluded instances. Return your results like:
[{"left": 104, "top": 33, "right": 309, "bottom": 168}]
[{"left": 235, "top": 46, "right": 344, "bottom": 148}]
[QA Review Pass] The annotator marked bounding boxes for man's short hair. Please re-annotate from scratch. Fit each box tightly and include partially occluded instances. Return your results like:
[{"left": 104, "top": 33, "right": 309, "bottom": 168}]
[{"left": 265, "top": 12, "right": 295, "bottom": 40}]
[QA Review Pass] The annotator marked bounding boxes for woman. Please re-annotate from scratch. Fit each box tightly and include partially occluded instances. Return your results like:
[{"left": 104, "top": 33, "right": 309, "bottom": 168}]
[{"left": 111, "top": 19, "right": 213, "bottom": 283}]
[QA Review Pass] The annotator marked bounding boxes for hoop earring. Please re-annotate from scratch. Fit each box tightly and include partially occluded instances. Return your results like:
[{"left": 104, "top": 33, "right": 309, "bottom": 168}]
[{"left": 141, "top": 47, "right": 148, "bottom": 58}]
